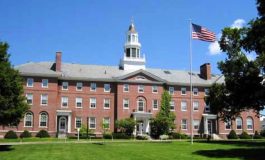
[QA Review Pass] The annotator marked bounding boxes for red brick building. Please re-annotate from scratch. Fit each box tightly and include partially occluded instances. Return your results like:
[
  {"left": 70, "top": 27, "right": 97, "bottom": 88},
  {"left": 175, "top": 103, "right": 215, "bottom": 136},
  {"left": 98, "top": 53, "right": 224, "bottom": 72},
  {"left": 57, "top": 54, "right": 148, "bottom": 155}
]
[{"left": 0, "top": 23, "right": 260, "bottom": 138}]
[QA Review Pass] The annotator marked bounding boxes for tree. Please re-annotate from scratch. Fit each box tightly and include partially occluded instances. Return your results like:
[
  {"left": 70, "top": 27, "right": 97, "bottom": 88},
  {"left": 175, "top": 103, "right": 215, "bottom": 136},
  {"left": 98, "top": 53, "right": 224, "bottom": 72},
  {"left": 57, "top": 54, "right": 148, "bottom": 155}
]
[
  {"left": 150, "top": 90, "right": 175, "bottom": 138},
  {"left": 115, "top": 118, "right": 136, "bottom": 136},
  {"left": 206, "top": 1, "right": 265, "bottom": 121},
  {"left": 0, "top": 42, "right": 29, "bottom": 126}
]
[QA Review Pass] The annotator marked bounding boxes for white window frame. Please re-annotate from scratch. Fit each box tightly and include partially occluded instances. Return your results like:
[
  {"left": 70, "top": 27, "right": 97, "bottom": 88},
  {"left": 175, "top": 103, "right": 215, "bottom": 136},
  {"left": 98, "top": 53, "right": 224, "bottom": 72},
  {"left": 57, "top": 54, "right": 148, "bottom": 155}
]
[
  {"left": 90, "top": 97, "right": 96, "bottom": 108},
  {"left": 104, "top": 84, "right": 111, "bottom": 92},
  {"left": 181, "top": 119, "right": 187, "bottom": 130},
  {"left": 103, "top": 117, "right": 110, "bottom": 129},
  {"left": 225, "top": 120, "right": 232, "bottom": 130},
  {"left": 181, "top": 101, "right": 187, "bottom": 111},
  {"left": 193, "top": 88, "right": 199, "bottom": 96},
  {"left": 90, "top": 82, "right": 97, "bottom": 91},
  {"left": 27, "top": 78, "right": 34, "bottom": 87},
  {"left": 152, "top": 99, "right": 158, "bottom": 110},
  {"left": 193, "top": 101, "right": 199, "bottom": 111},
  {"left": 169, "top": 86, "right": 174, "bottom": 95},
  {"left": 193, "top": 120, "right": 200, "bottom": 130},
  {"left": 170, "top": 101, "right": 175, "bottom": 111},
  {"left": 89, "top": 117, "right": 96, "bottom": 129},
  {"left": 75, "top": 117, "right": 82, "bottom": 129},
  {"left": 181, "top": 87, "right": 186, "bottom": 95},
  {"left": 41, "top": 79, "right": 48, "bottom": 88},
  {"left": 138, "top": 85, "right": 144, "bottom": 93},
  {"left": 246, "top": 117, "right": 253, "bottom": 130},
  {"left": 152, "top": 85, "right": 158, "bottom": 93},
  {"left": 123, "top": 84, "right": 129, "bottom": 92},
  {"left": 40, "top": 94, "right": 48, "bottom": 106},
  {"left": 236, "top": 117, "right": 243, "bottom": 130},
  {"left": 123, "top": 99, "right": 129, "bottom": 109},
  {"left": 39, "top": 112, "right": 48, "bottom": 128},
  {"left": 62, "top": 82, "right": 68, "bottom": 90},
  {"left": 24, "top": 112, "right": 33, "bottom": 127},
  {"left": 137, "top": 98, "right": 145, "bottom": 112},
  {"left": 76, "top": 97, "right": 83, "bottom": 108},
  {"left": 76, "top": 82, "right": 83, "bottom": 91},
  {"left": 26, "top": 93, "right": 33, "bottom": 105},
  {"left": 104, "top": 98, "right": 110, "bottom": 109},
  {"left": 61, "top": 96, "right": 68, "bottom": 108}
]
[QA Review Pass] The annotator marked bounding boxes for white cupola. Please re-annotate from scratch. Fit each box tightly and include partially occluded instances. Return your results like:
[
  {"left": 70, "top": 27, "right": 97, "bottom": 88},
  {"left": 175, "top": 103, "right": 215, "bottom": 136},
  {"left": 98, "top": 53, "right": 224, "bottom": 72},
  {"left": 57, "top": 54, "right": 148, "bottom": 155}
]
[{"left": 119, "top": 21, "right": 146, "bottom": 71}]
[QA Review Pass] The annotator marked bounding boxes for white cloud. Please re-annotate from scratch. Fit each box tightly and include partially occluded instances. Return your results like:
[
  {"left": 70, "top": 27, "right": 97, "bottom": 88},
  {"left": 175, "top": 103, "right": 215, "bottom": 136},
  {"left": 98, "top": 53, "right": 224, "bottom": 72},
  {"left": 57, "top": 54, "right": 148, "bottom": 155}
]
[
  {"left": 208, "top": 41, "right": 221, "bottom": 55},
  {"left": 231, "top": 19, "right": 246, "bottom": 29}
]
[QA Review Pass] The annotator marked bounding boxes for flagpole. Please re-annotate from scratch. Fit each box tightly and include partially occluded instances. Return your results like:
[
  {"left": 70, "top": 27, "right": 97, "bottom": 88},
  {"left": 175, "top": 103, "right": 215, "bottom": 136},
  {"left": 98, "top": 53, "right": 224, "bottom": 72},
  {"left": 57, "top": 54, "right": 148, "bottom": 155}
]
[{"left": 189, "top": 19, "right": 193, "bottom": 144}]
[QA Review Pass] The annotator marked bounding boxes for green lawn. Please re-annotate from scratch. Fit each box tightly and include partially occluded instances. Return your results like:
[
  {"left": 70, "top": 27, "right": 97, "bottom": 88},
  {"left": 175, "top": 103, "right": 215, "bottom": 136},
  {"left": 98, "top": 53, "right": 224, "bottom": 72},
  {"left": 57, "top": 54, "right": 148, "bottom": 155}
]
[{"left": 0, "top": 140, "right": 265, "bottom": 160}]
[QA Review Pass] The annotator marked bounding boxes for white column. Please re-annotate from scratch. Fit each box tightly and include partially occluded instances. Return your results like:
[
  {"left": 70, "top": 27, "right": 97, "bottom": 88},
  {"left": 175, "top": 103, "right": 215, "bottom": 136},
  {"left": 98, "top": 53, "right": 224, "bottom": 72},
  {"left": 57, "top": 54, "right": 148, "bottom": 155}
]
[
  {"left": 68, "top": 114, "right": 71, "bottom": 133},
  {"left": 204, "top": 117, "right": 208, "bottom": 135},
  {"left": 146, "top": 119, "right": 150, "bottom": 134},
  {"left": 133, "top": 116, "right": 137, "bottom": 136}
]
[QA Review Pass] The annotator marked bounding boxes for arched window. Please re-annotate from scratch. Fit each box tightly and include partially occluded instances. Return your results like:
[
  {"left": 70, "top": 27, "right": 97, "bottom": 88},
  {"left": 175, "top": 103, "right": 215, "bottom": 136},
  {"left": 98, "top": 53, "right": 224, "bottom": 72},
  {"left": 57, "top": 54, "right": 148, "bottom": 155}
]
[
  {"left": 246, "top": 117, "right": 253, "bottom": 130},
  {"left": 137, "top": 98, "right": 146, "bottom": 112},
  {"left": 236, "top": 117, "right": 242, "bottom": 130},
  {"left": 24, "top": 112, "right": 33, "bottom": 127},
  {"left": 39, "top": 112, "right": 48, "bottom": 127}
]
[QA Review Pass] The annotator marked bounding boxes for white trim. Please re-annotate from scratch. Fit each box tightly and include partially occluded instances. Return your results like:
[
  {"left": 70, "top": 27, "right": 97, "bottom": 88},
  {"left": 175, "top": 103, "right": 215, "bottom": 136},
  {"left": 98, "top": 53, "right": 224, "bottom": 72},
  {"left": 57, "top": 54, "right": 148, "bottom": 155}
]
[
  {"left": 193, "top": 101, "right": 199, "bottom": 111},
  {"left": 181, "top": 119, "right": 188, "bottom": 130},
  {"left": 75, "top": 97, "right": 83, "bottom": 108},
  {"left": 62, "top": 82, "right": 69, "bottom": 90},
  {"left": 76, "top": 82, "right": 83, "bottom": 91},
  {"left": 152, "top": 85, "right": 158, "bottom": 93},
  {"left": 26, "top": 93, "right": 33, "bottom": 105},
  {"left": 41, "top": 79, "right": 49, "bottom": 88},
  {"left": 104, "top": 84, "right": 111, "bottom": 92},
  {"left": 193, "top": 88, "right": 199, "bottom": 96},
  {"left": 24, "top": 112, "right": 33, "bottom": 127},
  {"left": 181, "top": 101, "right": 187, "bottom": 111},
  {"left": 152, "top": 99, "right": 158, "bottom": 110},
  {"left": 75, "top": 117, "right": 82, "bottom": 129},
  {"left": 103, "top": 117, "right": 110, "bottom": 129},
  {"left": 138, "top": 85, "right": 144, "bottom": 93},
  {"left": 170, "top": 100, "right": 175, "bottom": 111},
  {"left": 236, "top": 117, "right": 243, "bottom": 130},
  {"left": 26, "top": 78, "right": 34, "bottom": 87},
  {"left": 123, "top": 98, "right": 129, "bottom": 109},
  {"left": 168, "top": 86, "right": 174, "bottom": 95},
  {"left": 181, "top": 87, "right": 187, "bottom": 95},
  {"left": 40, "top": 94, "right": 48, "bottom": 106},
  {"left": 89, "top": 117, "right": 96, "bottom": 129},
  {"left": 123, "top": 84, "right": 129, "bottom": 92},
  {"left": 90, "top": 97, "right": 97, "bottom": 108},
  {"left": 90, "top": 82, "right": 97, "bottom": 91},
  {"left": 39, "top": 112, "right": 48, "bottom": 128},
  {"left": 103, "top": 98, "right": 110, "bottom": 109},
  {"left": 61, "top": 96, "right": 68, "bottom": 108}
]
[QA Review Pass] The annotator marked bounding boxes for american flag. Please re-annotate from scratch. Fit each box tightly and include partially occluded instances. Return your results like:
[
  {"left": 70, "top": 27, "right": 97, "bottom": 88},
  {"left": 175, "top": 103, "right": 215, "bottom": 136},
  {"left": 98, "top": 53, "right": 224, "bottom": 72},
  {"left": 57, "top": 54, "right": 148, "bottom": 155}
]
[{"left": 192, "top": 23, "right": 216, "bottom": 42}]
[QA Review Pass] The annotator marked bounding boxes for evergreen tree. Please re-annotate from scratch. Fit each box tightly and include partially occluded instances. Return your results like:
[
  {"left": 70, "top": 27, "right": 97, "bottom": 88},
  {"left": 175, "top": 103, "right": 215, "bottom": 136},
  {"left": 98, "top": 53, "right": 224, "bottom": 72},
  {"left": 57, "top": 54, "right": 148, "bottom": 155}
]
[{"left": 0, "top": 42, "right": 29, "bottom": 126}]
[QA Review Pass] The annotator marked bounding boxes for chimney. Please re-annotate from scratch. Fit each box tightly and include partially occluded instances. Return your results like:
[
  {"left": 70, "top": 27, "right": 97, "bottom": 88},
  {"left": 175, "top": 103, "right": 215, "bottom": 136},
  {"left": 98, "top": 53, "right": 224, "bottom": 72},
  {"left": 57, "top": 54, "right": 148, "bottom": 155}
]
[
  {"left": 55, "top": 51, "right": 62, "bottom": 72},
  {"left": 200, "top": 63, "right": 211, "bottom": 80}
]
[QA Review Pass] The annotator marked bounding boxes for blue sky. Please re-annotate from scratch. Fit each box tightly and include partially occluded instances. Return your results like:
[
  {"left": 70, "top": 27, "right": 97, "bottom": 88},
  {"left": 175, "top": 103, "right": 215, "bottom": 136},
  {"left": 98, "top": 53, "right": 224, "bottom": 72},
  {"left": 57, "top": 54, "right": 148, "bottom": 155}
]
[{"left": 0, "top": 0, "right": 264, "bottom": 116}]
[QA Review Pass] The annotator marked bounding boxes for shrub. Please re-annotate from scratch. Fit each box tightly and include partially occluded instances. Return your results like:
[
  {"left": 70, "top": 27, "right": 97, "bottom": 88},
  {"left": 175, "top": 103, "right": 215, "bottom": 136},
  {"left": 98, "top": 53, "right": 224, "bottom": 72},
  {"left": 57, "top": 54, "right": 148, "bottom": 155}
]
[
  {"left": 103, "top": 133, "right": 112, "bottom": 139},
  {"left": 4, "top": 130, "right": 18, "bottom": 139},
  {"left": 159, "top": 134, "right": 169, "bottom": 140},
  {"left": 227, "top": 130, "right": 238, "bottom": 139},
  {"left": 136, "top": 134, "right": 149, "bottom": 140},
  {"left": 239, "top": 131, "right": 251, "bottom": 139},
  {"left": 253, "top": 131, "right": 262, "bottom": 139},
  {"left": 112, "top": 132, "right": 131, "bottom": 139},
  {"left": 115, "top": 118, "right": 136, "bottom": 136},
  {"left": 260, "top": 130, "right": 265, "bottom": 137},
  {"left": 170, "top": 132, "right": 189, "bottom": 139},
  {"left": 20, "top": 130, "right": 32, "bottom": 138},
  {"left": 36, "top": 130, "right": 50, "bottom": 138}
]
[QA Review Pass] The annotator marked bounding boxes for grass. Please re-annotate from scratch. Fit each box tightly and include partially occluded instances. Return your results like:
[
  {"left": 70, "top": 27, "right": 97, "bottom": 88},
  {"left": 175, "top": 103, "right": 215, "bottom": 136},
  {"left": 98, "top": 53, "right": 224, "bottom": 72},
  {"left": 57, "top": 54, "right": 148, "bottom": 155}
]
[{"left": 0, "top": 140, "right": 265, "bottom": 160}]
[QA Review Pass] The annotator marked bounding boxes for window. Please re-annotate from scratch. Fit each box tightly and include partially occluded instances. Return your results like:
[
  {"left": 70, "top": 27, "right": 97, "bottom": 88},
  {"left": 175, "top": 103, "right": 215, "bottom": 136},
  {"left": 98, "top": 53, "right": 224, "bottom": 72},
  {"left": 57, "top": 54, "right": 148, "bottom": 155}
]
[
  {"left": 123, "top": 99, "right": 129, "bottom": 109},
  {"left": 39, "top": 112, "right": 48, "bottom": 127},
  {"left": 246, "top": 117, "right": 253, "bottom": 130},
  {"left": 181, "top": 101, "right": 187, "bottom": 111},
  {"left": 137, "top": 98, "right": 145, "bottom": 112},
  {"left": 138, "top": 85, "right": 144, "bottom": 93},
  {"left": 76, "top": 82, "right": 83, "bottom": 91},
  {"left": 170, "top": 101, "right": 175, "bottom": 111},
  {"left": 104, "top": 98, "right": 110, "bottom": 109},
  {"left": 75, "top": 117, "right": 82, "bottom": 129},
  {"left": 104, "top": 84, "right": 110, "bottom": 92},
  {"left": 89, "top": 117, "right": 96, "bottom": 129},
  {"left": 152, "top": 99, "right": 158, "bottom": 110},
  {"left": 193, "top": 120, "right": 200, "bottom": 130},
  {"left": 24, "top": 112, "right": 33, "bottom": 127},
  {"left": 61, "top": 96, "right": 68, "bottom": 107},
  {"left": 181, "top": 87, "right": 186, "bottom": 95},
  {"left": 193, "top": 101, "right": 199, "bottom": 111},
  {"left": 193, "top": 88, "right": 199, "bottom": 96},
  {"left": 76, "top": 97, "right": 82, "bottom": 108},
  {"left": 181, "top": 119, "right": 187, "bottom": 130},
  {"left": 236, "top": 117, "right": 243, "bottom": 130},
  {"left": 62, "top": 82, "right": 68, "bottom": 90},
  {"left": 225, "top": 120, "right": 232, "bottom": 130},
  {"left": 26, "top": 93, "right": 33, "bottom": 105},
  {"left": 169, "top": 86, "right": 174, "bottom": 95},
  {"left": 42, "top": 79, "right": 48, "bottom": 88},
  {"left": 152, "top": 85, "right": 158, "bottom": 93},
  {"left": 103, "top": 117, "right": 110, "bottom": 129},
  {"left": 205, "top": 88, "right": 209, "bottom": 96},
  {"left": 90, "top": 83, "right": 97, "bottom": 91},
  {"left": 41, "top": 94, "right": 48, "bottom": 105},
  {"left": 205, "top": 105, "right": 210, "bottom": 112},
  {"left": 123, "top": 84, "right": 129, "bottom": 92},
  {"left": 90, "top": 97, "right": 96, "bottom": 108},
  {"left": 27, "top": 78, "right": 34, "bottom": 87}
]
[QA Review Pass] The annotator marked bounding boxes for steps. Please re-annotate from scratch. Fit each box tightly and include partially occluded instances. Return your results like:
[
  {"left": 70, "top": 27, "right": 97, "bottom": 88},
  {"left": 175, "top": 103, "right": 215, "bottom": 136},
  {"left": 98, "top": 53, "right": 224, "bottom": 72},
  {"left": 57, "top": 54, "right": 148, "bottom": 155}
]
[{"left": 212, "top": 133, "right": 223, "bottom": 140}]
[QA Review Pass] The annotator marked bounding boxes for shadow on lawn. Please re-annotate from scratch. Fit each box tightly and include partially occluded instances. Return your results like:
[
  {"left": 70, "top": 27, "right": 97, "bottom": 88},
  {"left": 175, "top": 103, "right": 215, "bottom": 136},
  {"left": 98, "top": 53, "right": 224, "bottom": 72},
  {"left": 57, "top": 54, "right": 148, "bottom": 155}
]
[
  {"left": 196, "top": 140, "right": 265, "bottom": 147},
  {"left": 194, "top": 148, "right": 265, "bottom": 160},
  {"left": 0, "top": 145, "right": 13, "bottom": 152}
]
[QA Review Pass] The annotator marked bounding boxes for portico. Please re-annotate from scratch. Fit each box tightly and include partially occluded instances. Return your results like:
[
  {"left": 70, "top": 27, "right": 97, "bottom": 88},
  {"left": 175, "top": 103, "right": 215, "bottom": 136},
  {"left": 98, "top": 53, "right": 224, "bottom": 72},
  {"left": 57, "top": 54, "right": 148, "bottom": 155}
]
[
  {"left": 202, "top": 114, "right": 217, "bottom": 135},
  {"left": 132, "top": 111, "right": 152, "bottom": 136},
  {"left": 56, "top": 110, "right": 72, "bottom": 137}
]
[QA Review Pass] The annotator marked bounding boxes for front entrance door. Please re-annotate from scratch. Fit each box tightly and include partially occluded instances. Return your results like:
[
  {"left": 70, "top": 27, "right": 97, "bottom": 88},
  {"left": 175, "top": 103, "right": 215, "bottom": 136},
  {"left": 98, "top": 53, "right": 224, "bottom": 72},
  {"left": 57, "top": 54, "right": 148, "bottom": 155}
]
[
  {"left": 137, "top": 122, "right": 143, "bottom": 135},
  {"left": 208, "top": 120, "right": 212, "bottom": 135},
  {"left": 59, "top": 117, "right": 67, "bottom": 133}
]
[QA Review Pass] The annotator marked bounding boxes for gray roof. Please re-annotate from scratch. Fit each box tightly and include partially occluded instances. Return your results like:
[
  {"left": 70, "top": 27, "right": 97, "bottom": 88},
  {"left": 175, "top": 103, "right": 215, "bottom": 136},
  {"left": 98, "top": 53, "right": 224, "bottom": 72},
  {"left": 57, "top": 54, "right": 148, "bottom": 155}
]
[{"left": 15, "top": 62, "right": 224, "bottom": 86}]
